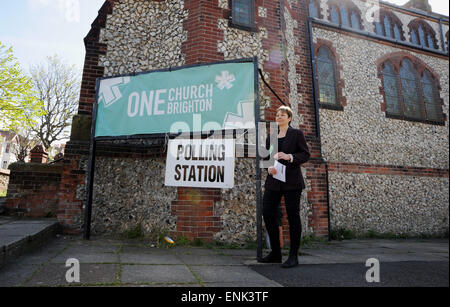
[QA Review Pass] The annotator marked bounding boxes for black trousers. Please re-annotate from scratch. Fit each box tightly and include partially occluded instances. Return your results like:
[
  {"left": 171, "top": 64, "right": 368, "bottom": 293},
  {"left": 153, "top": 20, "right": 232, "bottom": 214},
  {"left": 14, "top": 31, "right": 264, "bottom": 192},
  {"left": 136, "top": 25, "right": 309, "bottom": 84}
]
[{"left": 263, "top": 188, "right": 302, "bottom": 254}]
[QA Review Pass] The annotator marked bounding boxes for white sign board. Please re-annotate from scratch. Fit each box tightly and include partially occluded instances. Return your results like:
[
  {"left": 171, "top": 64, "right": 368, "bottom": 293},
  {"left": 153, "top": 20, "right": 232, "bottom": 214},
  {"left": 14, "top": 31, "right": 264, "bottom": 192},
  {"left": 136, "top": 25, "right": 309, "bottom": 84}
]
[{"left": 165, "top": 139, "right": 235, "bottom": 189}]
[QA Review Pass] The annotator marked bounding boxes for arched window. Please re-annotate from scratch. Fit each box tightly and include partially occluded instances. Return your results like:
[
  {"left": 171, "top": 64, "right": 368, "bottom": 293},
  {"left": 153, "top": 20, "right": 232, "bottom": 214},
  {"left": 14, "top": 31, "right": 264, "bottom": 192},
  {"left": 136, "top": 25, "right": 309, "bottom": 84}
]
[
  {"left": 378, "top": 54, "right": 444, "bottom": 124},
  {"left": 374, "top": 9, "right": 404, "bottom": 41},
  {"left": 400, "top": 59, "right": 422, "bottom": 119},
  {"left": 309, "top": 0, "right": 320, "bottom": 18},
  {"left": 393, "top": 24, "right": 402, "bottom": 40},
  {"left": 421, "top": 70, "right": 443, "bottom": 122},
  {"left": 330, "top": 4, "right": 340, "bottom": 24},
  {"left": 384, "top": 15, "right": 392, "bottom": 38},
  {"left": 315, "top": 45, "right": 339, "bottom": 108},
  {"left": 339, "top": 2, "right": 349, "bottom": 27},
  {"left": 327, "top": 1, "right": 362, "bottom": 30},
  {"left": 350, "top": 11, "right": 360, "bottom": 30},
  {"left": 381, "top": 62, "right": 401, "bottom": 116},
  {"left": 408, "top": 19, "right": 437, "bottom": 49}
]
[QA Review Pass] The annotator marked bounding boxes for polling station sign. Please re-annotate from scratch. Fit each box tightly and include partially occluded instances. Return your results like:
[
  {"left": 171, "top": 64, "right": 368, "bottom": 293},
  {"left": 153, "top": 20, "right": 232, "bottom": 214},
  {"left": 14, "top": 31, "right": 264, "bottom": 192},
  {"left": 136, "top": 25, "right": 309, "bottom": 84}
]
[
  {"left": 165, "top": 139, "right": 235, "bottom": 189},
  {"left": 94, "top": 61, "right": 256, "bottom": 137}
]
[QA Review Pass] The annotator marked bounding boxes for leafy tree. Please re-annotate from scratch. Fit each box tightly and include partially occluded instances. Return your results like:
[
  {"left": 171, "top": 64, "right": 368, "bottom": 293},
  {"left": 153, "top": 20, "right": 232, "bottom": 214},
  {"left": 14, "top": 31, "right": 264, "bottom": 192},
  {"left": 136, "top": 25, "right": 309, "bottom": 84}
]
[
  {"left": 29, "top": 55, "right": 80, "bottom": 150},
  {"left": 0, "top": 42, "right": 44, "bottom": 131}
]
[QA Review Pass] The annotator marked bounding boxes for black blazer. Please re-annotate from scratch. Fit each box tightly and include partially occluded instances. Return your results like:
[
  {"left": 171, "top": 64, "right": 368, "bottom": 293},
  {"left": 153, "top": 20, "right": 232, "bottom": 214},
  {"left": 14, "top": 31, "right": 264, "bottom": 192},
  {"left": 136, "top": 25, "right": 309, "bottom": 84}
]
[{"left": 264, "top": 127, "right": 310, "bottom": 191}]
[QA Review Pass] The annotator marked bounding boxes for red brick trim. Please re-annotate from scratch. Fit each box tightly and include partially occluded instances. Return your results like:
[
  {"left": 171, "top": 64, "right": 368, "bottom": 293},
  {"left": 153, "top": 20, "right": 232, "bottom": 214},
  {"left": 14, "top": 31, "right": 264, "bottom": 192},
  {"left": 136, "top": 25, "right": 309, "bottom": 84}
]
[
  {"left": 374, "top": 8, "right": 406, "bottom": 40},
  {"left": 313, "top": 39, "right": 347, "bottom": 110},
  {"left": 328, "top": 162, "right": 449, "bottom": 178},
  {"left": 376, "top": 51, "right": 446, "bottom": 125},
  {"left": 408, "top": 18, "right": 439, "bottom": 49},
  {"left": 78, "top": 0, "right": 115, "bottom": 116},
  {"left": 326, "top": 0, "right": 363, "bottom": 29}
]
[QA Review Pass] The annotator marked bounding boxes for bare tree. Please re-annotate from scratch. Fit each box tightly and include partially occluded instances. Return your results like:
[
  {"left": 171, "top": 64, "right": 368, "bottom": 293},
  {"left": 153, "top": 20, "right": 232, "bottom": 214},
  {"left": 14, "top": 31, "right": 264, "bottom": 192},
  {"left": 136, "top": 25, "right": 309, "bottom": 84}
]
[
  {"left": 29, "top": 55, "right": 80, "bottom": 150},
  {"left": 11, "top": 128, "right": 40, "bottom": 162}
]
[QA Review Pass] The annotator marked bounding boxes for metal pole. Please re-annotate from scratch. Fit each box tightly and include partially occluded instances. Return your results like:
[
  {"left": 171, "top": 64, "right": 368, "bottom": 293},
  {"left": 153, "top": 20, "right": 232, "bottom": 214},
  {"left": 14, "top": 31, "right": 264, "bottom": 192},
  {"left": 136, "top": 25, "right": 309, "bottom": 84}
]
[
  {"left": 83, "top": 81, "right": 100, "bottom": 240},
  {"left": 254, "top": 57, "right": 263, "bottom": 261}
]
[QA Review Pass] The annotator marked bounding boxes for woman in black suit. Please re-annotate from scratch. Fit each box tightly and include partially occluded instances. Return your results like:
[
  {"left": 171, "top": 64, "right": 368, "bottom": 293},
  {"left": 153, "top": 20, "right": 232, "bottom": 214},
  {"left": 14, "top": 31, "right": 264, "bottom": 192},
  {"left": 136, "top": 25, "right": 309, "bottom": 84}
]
[{"left": 259, "top": 106, "right": 310, "bottom": 268}]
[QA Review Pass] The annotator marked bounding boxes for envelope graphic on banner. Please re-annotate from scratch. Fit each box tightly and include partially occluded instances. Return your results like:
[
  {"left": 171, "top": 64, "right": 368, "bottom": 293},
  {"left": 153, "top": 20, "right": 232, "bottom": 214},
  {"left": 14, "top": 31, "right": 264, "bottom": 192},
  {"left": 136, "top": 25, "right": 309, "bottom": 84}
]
[{"left": 98, "top": 76, "right": 131, "bottom": 108}]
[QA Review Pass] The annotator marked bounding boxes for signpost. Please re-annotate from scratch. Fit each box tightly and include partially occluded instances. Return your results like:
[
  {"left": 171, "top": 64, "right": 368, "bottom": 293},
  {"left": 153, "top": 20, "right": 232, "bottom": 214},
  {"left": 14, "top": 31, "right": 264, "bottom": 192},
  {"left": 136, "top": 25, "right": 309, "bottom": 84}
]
[{"left": 84, "top": 58, "right": 263, "bottom": 261}]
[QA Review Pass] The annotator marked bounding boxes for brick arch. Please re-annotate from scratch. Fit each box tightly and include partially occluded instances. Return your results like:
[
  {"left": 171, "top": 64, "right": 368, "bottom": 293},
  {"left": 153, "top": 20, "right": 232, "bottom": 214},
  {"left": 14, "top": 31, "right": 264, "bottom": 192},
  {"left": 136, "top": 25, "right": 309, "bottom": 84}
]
[
  {"left": 376, "top": 52, "right": 445, "bottom": 125},
  {"left": 376, "top": 51, "right": 441, "bottom": 85},
  {"left": 314, "top": 39, "right": 347, "bottom": 110},
  {"left": 407, "top": 18, "right": 438, "bottom": 49},
  {"left": 373, "top": 8, "right": 405, "bottom": 41},
  {"left": 327, "top": 0, "right": 363, "bottom": 30},
  {"left": 308, "top": 0, "right": 324, "bottom": 19}
]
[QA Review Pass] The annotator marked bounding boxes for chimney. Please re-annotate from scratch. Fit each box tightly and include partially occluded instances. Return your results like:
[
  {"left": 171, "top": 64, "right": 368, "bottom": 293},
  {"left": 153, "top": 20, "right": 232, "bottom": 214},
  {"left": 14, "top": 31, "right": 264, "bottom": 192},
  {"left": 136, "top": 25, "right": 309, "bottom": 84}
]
[
  {"left": 29, "top": 145, "right": 48, "bottom": 164},
  {"left": 403, "top": 0, "right": 432, "bottom": 14}
]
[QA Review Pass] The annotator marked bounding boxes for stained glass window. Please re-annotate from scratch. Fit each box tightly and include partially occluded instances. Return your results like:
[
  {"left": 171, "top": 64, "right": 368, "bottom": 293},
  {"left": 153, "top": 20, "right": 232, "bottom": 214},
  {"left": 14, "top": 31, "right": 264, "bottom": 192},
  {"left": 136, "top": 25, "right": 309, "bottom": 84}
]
[
  {"left": 421, "top": 71, "right": 442, "bottom": 122},
  {"left": 350, "top": 11, "right": 360, "bottom": 30},
  {"left": 376, "top": 22, "right": 383, "bottom": 36},
  {"left": 340, "top": 3, "right": 349, "bottom": 27},
  {"left": 384, "top": 16, "right": 392, "bottom": 38},
  {"left": 427, "top": 34, "right": 434, "bottom": 49},
  {"left": 330, "top": 5, "right": 340, "bottom": 24},
  {"left": 418, "top": 26, "right": 426, "bottom": 47},
  {"left": 380, "top": 56, "right": 443, "bottom": 124},
  {"left": 400, "top": 59, "right": 421, "bottom": 119},
  {"left": 394, "top": 24, "right": 402, "bottom": 40},
  {"left": 309, "top": 0, "right": 319, "bottom": 18},
  {"left": 382, "top": 62, "right": 401, "bottom": 115},
  {"left": 316, "top": 46, "right": 338, "bottom": 106},
  {"left": 411, "top": 30, "right": 418, "bottom": 45}
]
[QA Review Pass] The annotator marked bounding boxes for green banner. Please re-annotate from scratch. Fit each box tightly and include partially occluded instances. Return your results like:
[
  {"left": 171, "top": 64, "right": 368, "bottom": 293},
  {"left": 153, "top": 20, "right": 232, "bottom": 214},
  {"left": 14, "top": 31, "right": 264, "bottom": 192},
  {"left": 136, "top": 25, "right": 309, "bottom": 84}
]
[{"left": 95, "top": 61, "right": 255, "bottom": 137}]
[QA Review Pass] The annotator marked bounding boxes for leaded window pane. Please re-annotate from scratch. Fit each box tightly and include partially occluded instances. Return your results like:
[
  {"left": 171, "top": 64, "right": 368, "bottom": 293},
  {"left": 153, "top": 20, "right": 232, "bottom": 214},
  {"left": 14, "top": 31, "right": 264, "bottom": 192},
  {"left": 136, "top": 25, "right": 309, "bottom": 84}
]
[
  {"left": 384, "top": 16, "right": 392, "bottom": 38},
  {"left": 317, "top": 47, "right": 338, "bottom": 106},
  {"left": 418, "top": 26, "right": 426, "bottom": 47},
  {"left": 350, "top": 11, "right": 360, "bottom": 30},
  {"left": 382, "top": 62, "right": 401, "bottom": 115},
  {"left": 394, "top": 24, "right": 401, "bottom": 40},
  {"left": 400, "top": 59, "right": 421, "bottom": 119},
  {"left": 411, "top": 30, "right": 418, "bottom": 45},
  {"left": 421, "top": 71, "right": 442, "bottom": 122},
  {"left": 330, "top": 5, "right": 339, "bottom": 24},
  {"left": 427, "top": 34, "right": 434, "bottom": 49},
  {"left": 232, "top": 0, "right": 253, "bottom": 28},
  {"left": 309, "top": 0, "right": 319, "bottom": 18},
  {"left": 376, "top": 22, "right": 383, "bottom": 36},
  {"left": 340, "top": 3, "right": 349, "bottom": 27}
]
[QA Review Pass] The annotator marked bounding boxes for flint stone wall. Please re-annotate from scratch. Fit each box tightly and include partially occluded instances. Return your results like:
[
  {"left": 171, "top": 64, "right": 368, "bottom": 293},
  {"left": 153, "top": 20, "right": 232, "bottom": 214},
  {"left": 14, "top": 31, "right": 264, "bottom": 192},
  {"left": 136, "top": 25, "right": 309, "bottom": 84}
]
[
  {"left": 329, "top": 172, "right": 449, "bottom": 236},
  {"left": 313, "top": 27, "right": 449, "bottom": 169},
  {"left": 89, "top": 0, "right": 314, "bottom": 242},
  {"left": 313, "top": 25, "right": 449, "bottom": 235}
]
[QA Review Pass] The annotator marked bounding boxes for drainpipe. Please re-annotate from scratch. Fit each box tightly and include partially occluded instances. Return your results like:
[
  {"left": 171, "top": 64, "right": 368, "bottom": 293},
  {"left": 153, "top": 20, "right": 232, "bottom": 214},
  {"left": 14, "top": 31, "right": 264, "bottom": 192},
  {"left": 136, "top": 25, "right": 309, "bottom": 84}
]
[{"left": 308, "top": 17, "right": 321, "bottom": 140}]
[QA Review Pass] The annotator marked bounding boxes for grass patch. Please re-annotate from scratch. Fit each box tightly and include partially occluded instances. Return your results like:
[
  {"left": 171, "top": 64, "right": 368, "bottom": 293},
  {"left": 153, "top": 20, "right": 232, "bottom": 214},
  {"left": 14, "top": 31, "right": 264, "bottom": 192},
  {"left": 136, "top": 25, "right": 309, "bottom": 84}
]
[
  {"left": 0, "top": 191, "right": 6, "bottom": 197},
  {"left": 123, "top": 223, "right": 145, "bottom": 240}
]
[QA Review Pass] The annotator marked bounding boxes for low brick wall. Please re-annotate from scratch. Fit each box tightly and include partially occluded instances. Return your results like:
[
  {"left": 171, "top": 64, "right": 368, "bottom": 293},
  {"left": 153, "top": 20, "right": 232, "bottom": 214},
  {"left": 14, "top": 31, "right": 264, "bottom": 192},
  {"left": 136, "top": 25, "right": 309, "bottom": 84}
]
[{"left": 5, "top": 163, "right": 63, "bottom": 217}]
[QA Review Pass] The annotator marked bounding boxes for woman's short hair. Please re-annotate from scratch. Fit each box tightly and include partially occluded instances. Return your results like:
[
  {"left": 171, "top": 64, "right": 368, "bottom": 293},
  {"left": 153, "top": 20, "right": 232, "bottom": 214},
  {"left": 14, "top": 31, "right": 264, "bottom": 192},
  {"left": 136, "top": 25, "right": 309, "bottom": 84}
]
[{"left": 276, "top": 106, "right": 293, "bottom": 120}]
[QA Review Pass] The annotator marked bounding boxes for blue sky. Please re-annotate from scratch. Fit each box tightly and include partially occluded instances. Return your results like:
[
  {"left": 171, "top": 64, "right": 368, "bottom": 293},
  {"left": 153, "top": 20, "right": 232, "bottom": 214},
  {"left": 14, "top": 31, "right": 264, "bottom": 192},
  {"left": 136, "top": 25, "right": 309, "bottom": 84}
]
[{"left": 0, "top": 0, "right": 449, "bottom": 74}]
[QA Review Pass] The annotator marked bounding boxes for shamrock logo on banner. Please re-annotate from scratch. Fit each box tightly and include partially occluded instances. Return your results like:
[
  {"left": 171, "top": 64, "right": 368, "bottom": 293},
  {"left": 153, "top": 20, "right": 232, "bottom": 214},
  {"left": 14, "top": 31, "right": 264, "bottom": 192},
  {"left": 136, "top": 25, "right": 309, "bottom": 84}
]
[{"left": 215, "top": 70, "right": 235, "bottom": 90}]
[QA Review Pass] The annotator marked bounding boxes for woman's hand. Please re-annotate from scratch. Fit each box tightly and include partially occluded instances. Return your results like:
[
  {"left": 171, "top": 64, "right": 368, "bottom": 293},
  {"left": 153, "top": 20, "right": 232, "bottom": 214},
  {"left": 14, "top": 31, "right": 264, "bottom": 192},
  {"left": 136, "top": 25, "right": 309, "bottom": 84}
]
[
  {"left": 274, "top": 152, "right": 291, "bottom": 161},
  {"left": 268, "top": 166, "right": 277, "bottom": 176}
]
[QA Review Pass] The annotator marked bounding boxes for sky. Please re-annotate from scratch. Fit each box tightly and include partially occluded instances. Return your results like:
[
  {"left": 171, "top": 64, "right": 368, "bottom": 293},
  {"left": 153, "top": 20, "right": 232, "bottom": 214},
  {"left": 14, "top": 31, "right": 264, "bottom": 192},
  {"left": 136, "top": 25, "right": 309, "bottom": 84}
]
[{"left": 0, "top": 0, "right": 449, "bottom": 74}]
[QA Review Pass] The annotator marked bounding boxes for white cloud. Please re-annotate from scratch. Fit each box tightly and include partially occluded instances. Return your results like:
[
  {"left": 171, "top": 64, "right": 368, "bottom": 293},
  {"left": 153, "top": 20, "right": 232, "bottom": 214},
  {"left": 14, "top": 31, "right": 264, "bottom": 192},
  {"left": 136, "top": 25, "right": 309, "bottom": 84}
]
[{"left": 28, "top": 0, "right": 80, "bottom": 23}]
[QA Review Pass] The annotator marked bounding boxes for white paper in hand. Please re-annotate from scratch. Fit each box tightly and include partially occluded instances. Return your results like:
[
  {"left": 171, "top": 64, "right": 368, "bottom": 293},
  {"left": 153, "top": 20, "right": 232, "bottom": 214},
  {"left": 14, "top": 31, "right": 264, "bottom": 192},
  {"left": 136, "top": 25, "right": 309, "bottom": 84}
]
[{"left": 273, "top": 160, "right": 286, "bottom": 182}]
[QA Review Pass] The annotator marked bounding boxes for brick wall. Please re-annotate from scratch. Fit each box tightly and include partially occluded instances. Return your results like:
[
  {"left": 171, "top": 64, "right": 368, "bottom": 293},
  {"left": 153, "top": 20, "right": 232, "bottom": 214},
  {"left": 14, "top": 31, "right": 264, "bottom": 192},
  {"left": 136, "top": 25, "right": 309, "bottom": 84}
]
[{"left": 5, "top": 163, "right": 62, "bottom": 218}]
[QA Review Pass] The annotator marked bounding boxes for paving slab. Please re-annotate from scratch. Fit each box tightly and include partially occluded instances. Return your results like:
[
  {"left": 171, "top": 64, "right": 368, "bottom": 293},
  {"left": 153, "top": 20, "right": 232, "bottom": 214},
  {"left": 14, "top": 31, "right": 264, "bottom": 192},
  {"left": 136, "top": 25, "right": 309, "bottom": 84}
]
[
  {"left": 23, "top": 263, "right": 119, "bottom": 287},
  {"left": 121, "top": 264, "right": 198, "bottom": 284}
]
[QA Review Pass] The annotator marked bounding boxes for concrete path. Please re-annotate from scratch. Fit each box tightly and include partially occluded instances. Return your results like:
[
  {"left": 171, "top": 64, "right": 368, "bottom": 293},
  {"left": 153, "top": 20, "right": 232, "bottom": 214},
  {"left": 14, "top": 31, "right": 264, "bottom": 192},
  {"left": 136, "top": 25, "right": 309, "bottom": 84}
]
[{"left": 0, "top": 216, "right": 448, "bottom": 287}]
